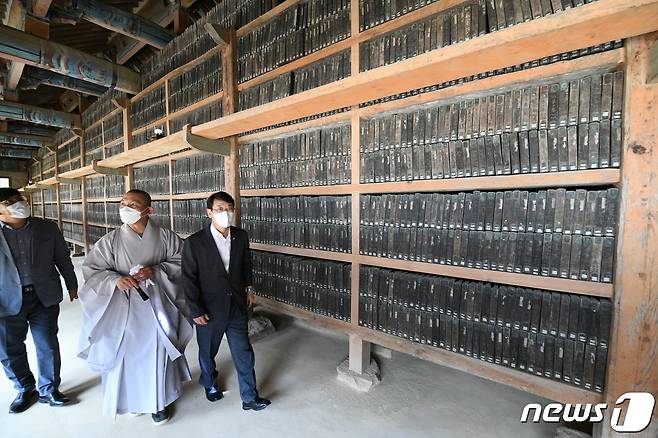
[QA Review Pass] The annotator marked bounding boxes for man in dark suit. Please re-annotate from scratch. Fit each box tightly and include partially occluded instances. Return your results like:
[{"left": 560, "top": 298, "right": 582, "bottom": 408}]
[
  {"left": 0, "top": 188, "right": 78, "bottom": 413},
  {"left": 182, "top": 191, "right": 270, "bottom": 411}
]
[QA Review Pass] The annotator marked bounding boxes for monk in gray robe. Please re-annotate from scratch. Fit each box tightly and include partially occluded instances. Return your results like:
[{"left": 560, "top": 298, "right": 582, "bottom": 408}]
[{"left": 77, "top": 190, "right": 192, "bottom": 425}]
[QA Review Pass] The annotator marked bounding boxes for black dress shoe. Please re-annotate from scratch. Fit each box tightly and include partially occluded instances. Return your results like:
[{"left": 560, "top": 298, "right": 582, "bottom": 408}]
[
  {"left": 38, "top": 390, "right": 70, "bottom": 407},
  {"left": 9, "top": 390, "right": 38, "bottom": 414},
  {"left": 205, "top": 384, "right": 223, "bottom": 402},
  {"left": 242, "top": 397, "right": 271, "bottom": 411},
  {"left": 152, "top": 408, "right": 169, "bottom": 426}
]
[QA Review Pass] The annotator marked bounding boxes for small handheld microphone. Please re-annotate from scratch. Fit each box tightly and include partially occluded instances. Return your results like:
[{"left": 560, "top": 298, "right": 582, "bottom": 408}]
[{"left": 134, "top": 286, "right": 149, "bottom": 301}]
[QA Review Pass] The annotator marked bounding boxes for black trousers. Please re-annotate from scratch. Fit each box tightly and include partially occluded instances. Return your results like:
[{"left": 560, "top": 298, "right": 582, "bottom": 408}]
[
  {"left": 0, "top": 290, "right": 61, "bottom": 396},
  {"left": 196, "top": 300, "right": 258, "bottom": 402}
]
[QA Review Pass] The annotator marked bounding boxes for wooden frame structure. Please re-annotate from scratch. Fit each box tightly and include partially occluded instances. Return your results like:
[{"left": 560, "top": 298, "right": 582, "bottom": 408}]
[{"left": 21, "top": 2, "right": 658, "bottom": 435}]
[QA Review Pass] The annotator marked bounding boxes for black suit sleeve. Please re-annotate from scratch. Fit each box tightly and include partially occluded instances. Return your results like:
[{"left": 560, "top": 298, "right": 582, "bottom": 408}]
[
  {"left": 243, "top": 230, "right": 253, "bottom": 288},
  {"left": 182, "top": 237, "right": 206, "bottom": 319},
  {"left": 51, "top": 222, "right": 77, "bottom": 291}
]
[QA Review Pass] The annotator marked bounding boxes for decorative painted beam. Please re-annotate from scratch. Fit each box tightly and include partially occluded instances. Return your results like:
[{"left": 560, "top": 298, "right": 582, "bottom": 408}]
[
  {"left": 5, "top": 123, "right": 57, "bottom": 137},
  {"left": 20, "top": 67, "right": 107, "bottom": 96},
  {"left": 0, "top": 132, "right": 50, "bottom": 147},
  {"left": 0, "top": 23, "right": 140, "bottom": 94},
  {"left": 0, "top": 146, "right": 35, "bottom": 159},
  {"left": 115, "top": 0, "right": 176, "bottom": 64},
  {"left": 68, "top": 0, "right": 175, "bottom": 49},
  {"left": 0, "top": 100, "right": 81, "bottom": 129}
]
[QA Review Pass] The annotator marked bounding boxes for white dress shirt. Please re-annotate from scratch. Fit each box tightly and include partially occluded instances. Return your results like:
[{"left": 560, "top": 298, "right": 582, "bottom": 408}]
[{"left": 210, "top": 224, "right": 231, "bottom": 273}]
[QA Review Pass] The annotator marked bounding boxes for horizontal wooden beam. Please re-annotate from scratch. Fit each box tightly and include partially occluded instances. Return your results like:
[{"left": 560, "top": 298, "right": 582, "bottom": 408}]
[
  {"left": 115, "top": 2, "right": 176, "bottom": 64},
  {"left": 0, "top": 146, "right": 36, "bottom": 159},
  {"left": 20, "top": 67, "right": 107, "bottom": 97},
  {"left": 0, "top": 100, "right": 81, "bottom": 129},
  {"left": 196, "top": 0, "right": 658, "bottom": 140},
  {"left": 0, "top": 132, "right": 51, "bottom": 147},
  {"left": 72, "top": 0, "right": 175, "bottom": 49},
  {"left": 250, "top": 243, "right": 614, "bottom": 298},
  {"left": 0, "top": 23, "right": 140, "bottom": 93}
]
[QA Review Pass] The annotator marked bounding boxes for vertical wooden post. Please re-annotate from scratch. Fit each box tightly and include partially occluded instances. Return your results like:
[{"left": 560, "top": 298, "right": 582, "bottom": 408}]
[
  {"left": 173, "top": 7, "right": 189, "bottom": 35},
  {"left": 54, "top": 150, "right": 62, "bottom": 230},
  {"left": 123, "top": 102, "right": 134, "bottom": 191},
  {"left": 347, "top": 0, "right": 371, "bottom": 375},
  {"left": 221, "top": 29, "right": 241, "bottom": 223},
  {"left": 38, "top": 158, "right": 45, "bottom": 219},
  {"left": 79, "top": 131, "right": 89, "bottom": 252},
  {"left": 597, "top": 33, "right": 658, "bottom": 438}
]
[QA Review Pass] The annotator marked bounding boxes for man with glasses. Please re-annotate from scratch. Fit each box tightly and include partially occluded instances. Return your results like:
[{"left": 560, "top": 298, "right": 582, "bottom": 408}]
[
  {"left": 182, "top": 191, "right": 270, "bottom": 411},
  {"left": 0, "top": 188, "right": 77, "bottom": 413}
]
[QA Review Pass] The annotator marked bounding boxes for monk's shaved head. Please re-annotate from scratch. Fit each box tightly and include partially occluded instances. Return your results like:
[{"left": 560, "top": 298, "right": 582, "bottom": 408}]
[{"left": 123, "top": 189, "right": 152, "bottom": 207}]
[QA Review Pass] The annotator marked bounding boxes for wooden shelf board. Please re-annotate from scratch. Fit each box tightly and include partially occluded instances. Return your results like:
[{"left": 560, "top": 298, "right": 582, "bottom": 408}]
[
  {"left": 356, "top": 49, "right": 624, "bottom": 118},
  {"left": 240, "top": 169, "right": 619, "bottom": 197},
  {"left": 131, "top": 116, "right": 168, "bottom": 136},
  {"left": 168, "top": 92, "right": 224, "bottom": 121},
  {"left": 255, "top": 295, "right": 602, "bottom": 405},
  {"left": 60, "top": 165, "right": 95, "bottom": 179},
  {"left": 250, "top": 243, "right": 354, "bottom": 263},
  {"left": 358, "top": 255, "right": 613, "bottom": 298},
  {"left": 170, "top": 191, "right": 214, "bottom": 200},
  {"left": 238, "top": 111, "right": 352, "bottom": 143},
  {"left": 236, "top": 0, "right": 301, "bottom": 37},
  {"left": 103, "top": 137, "right": 124, "bottom": 149},
  {"left": 87, "top": 222, "right": 110, "bottom": 228},
  {"left": 40, "top": 176, "right": 58, "bottom": 186},
  {"left": 254, "top": 295, "right": 354, "bottom": 333},
  {"left": 241, "top": 184, "right": 353, "bottom": 197},
  {"left": 133, "top": 46, "right": 222, "bottom": 102},
  {"left": 150, "top": 194, "right": 171, "bottom": 201},
  {"left": 99, "top": 131, "right": 186, "bottom": 167},
  {"left": 196, "top": 0, "right": 658, "bottom": 140},
  {"left": 64, "top": 237, "right": 85, "bottom": 246},
  {"left": 57, "top": 135, "right": 80, "bottom": 149},
  {"left": 359, "top": 169, "right": 621, "bottom": 194},
  {"left": 87, "top": 197, "right": 122, "bottom": 203},
  {"left": 62, "top": 219, "right": 84, "bottom": 225}
]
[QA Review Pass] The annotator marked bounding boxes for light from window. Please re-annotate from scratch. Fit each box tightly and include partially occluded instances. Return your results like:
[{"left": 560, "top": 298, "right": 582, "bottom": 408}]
[{"left": 0, "top": 177, "right": 9, "bottom": 188}]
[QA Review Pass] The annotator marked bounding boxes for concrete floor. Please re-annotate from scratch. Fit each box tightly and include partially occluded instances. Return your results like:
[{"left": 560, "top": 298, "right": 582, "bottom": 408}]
[{"left": 0, "top": 257, "right": 563, "bottom": 438}]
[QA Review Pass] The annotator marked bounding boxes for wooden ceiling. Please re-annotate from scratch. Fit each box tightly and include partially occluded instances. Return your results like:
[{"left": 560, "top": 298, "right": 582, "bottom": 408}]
[{"left": 0, "top": 0, "right": 215, "bottom": 159}]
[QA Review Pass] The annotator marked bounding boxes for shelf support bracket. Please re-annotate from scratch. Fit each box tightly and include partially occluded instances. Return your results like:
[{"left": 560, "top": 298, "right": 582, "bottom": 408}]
[
  {"left": 45, "top": 144, "right": 57, "bottom": 153},
  {"left": 183, "top": 124, "right": 230, "bottom": 156},
  {"left": 204, "top": 23, "right": 229, "bottom": 48},
  {"left": 111, "top": 98, "right": 129, "bottom": 109},
  {"left": 92, "top": 160, "right": 128, "bottom": 176},
  {"left": 70, "top": 128, "right": 83, "bottom": 138}
]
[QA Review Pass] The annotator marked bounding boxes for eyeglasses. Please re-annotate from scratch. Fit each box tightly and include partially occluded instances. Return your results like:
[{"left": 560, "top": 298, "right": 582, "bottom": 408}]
[{"left": 211, "top": 207, "right": 234, "bottom": 213}]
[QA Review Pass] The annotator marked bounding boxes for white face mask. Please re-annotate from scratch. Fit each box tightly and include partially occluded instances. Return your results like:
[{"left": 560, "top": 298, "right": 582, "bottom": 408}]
[
  {"left": 119, "top": 207, "right": 145, "bottom": 225},
  {"left": 213, "top": 211, "right": 234, "bottom": 229},
  {"left": 7, "top": 201, "right": 30, "bottom": 219}
]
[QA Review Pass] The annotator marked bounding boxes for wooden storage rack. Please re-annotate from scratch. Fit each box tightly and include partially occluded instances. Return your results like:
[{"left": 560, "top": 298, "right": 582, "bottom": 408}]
[{"left": 20, "top": 1, "right": 658, "bottom": 433}]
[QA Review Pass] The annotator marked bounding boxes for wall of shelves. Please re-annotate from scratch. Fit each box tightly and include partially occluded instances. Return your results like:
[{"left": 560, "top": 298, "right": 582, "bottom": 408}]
[{"left": 20, "top": 1, "right": 658, "bottom": 434}]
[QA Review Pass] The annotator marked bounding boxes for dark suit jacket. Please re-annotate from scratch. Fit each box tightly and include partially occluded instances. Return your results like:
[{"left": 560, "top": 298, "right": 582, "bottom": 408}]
[
  {"left": 0, "top": 217, "right": 78, "bottom": 317},
  {"left": 182, "top": 225, "right": 253, "bottom": 323}
]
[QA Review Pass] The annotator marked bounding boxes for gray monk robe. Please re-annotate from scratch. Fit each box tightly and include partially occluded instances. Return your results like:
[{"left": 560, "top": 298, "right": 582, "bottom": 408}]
[{"left": 77, "top": 220, "right": 193, "bottom": 416}]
